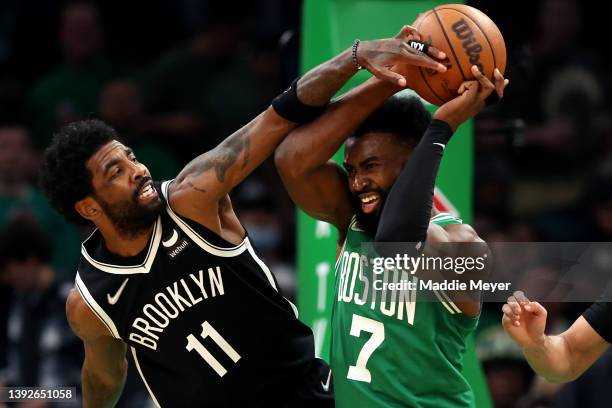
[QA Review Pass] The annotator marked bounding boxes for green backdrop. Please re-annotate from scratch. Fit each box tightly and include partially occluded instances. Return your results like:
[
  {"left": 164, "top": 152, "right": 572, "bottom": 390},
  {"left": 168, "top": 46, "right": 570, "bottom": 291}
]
[{"left": 297, "top": 1, "right": 490, "bottom": 407}]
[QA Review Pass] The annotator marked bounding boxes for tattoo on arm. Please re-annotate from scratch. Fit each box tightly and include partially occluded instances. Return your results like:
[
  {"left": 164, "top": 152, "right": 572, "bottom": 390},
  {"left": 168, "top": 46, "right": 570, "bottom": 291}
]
[
  {"left": 187, "top": 181, "right": 206, "bottom": 194},
  {"left": 241, "top": 135, "right": 250, "bottom": 170},
  {"left": 183, "top": 125, "right": 251, "bottom": 184}
]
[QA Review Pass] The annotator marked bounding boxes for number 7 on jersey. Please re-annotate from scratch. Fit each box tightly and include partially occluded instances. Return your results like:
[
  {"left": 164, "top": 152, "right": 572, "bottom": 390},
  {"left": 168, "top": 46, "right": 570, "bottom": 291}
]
[{"left": 347, "top": 314, "right": 385, "bottom": 383}]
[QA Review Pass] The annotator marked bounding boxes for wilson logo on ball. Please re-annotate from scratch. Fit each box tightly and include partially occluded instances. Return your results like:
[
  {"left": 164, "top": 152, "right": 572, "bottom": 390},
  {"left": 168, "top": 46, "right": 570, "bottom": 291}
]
[
  {"left": 451, "top": 18, "right": 484, "bottom": 73},
  {"left": 404, "top": 4, "right": 506, "bottom": 106}
]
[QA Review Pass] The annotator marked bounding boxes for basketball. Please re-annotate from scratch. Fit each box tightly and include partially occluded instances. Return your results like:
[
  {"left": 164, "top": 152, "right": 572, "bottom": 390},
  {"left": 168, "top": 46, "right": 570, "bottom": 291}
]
[{"left": 406, "top": 4, "right": 507, "bottom": 106}]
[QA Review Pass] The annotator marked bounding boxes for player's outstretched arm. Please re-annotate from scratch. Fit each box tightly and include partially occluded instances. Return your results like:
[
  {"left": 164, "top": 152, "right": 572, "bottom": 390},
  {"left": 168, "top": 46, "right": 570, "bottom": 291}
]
[
  {"left": 170, "top": 25, "right": 447, "bottom": 222},
  {"left": 502, "top": 291, "right": 609, "bottom": 383},
  {"left": 274, "top": 25, "right": 447, "bottom": 232},
  {"left": 275, "top": 78, "right": 397, "bottom": 230},
  {"left": 66, "top": 289, "right": 128, "bottom": 408}
]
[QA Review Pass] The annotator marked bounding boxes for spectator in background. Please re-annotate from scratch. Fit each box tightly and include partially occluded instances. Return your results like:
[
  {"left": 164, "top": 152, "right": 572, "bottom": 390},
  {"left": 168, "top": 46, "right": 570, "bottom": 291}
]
[
  {"left": 234, "top": 179, "right": 295, "bottom": 299},
  {"left": 98, "top": 78, "right": 179, "bottom": 181},
  {"left": 0, "top": 124, "right": 80, "bottom": 281},
  {"left": 477, "top": 326, "right": 536, "bottom": 408},
  {"left": 28, "top": 1, "right": 113, "bottom": 147},
  {"left": 142, "top": 2, "right": 281, "bottom": 162},
  {"left": 473, "top": 0, "right": 611, "bottom": 240},
  {"left": 0, "top": 216, "right": 81, "bottom": 407}
]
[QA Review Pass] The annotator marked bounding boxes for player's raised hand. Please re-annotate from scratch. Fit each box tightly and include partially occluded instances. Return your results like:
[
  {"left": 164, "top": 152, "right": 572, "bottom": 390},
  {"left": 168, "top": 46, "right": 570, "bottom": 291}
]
[
  {"left": 501, "top": 291, "right": 548, "bottom": 348},
  {"left": 356, "top": 25, "right": 447, "bottom": 87},
  {"left": 433, "top": 65, "right": 509, "bottom": 130}
]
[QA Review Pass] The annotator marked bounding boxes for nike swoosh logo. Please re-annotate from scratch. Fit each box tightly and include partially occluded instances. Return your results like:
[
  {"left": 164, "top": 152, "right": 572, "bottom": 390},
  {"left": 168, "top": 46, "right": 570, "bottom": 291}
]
[
  {"left": 162, "top": 229, "right": 178, "bottom": 248},
  {"left": 321, "top": 369, "right": 332, "bottom": 392},
  {"left": 107, "top": 278, "right": 129, "bottom": 305}
]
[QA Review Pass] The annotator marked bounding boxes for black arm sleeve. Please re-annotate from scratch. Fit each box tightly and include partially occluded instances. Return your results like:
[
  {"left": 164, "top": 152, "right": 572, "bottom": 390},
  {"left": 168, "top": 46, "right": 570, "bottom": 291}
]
[
  {"left": 375, "top": 119, "right": 453, "bottom": 244},
  {"left": 583, "top": 280, "right": 612, "bottom": 343}
]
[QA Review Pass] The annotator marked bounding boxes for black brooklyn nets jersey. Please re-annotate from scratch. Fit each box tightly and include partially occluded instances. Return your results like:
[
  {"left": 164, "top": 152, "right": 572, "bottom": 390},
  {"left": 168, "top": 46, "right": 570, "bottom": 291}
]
[{"left": 76, "top": 181, "right": 331, "bottom": 407}]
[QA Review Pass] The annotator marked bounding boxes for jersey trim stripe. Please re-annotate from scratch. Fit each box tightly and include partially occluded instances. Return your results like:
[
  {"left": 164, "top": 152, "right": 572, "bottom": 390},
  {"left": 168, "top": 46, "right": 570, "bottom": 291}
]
[
  {"left": 349, "top": 216, "right": 365, "bottom": 232},
  {"left": 80, "top": 217, "right": 162, "bottom": 274},
  {"left": 161, "top": 180, "right": 248, "bottom": 257},
  {"left": 245, "top": 240, "right": 300, "bottom": 318},
  {"left": 430, "top": 213, "right": 461, "bottom": 223},
  {"left": 438, "top": 289, "right": 462, "bottom": 314},
  {"left": 433, "top": 289, "right": 456, "bottom": 315},
  {"left": 75, "top": 273, "right": 122, "bottom": 339},
  {"left": 246, "top": 241, "right": 277, "bottom": 290},
  {"left": 335, "top": 239, "right": 347, "bottom": 272},
  {"left": 285, "top": 297, "right": 299, "bottom": 318},
  {"left": 131, "top": 347, "right": 162, "bottom": 408}
]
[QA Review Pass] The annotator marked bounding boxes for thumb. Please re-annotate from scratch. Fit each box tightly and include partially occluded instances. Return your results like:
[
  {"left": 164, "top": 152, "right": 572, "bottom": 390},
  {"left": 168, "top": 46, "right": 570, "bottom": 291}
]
[
  {"left": 379, "top": 67, "right": 407, "bottom": 87},
  {"left": 523, "top": 301, "right": 547, "bottom": 316}
]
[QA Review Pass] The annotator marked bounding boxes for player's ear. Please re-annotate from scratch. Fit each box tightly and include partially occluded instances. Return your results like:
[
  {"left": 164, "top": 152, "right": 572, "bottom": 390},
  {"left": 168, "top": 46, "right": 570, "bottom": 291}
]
[{"left": 75, "top": 196, "right": 102, "bottom": 222}]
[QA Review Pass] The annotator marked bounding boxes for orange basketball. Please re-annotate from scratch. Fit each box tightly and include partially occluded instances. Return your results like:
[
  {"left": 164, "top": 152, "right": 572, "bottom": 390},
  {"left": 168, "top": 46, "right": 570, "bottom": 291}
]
[{"left": 405, "top": 4, "right": 506, "bottom": 106}]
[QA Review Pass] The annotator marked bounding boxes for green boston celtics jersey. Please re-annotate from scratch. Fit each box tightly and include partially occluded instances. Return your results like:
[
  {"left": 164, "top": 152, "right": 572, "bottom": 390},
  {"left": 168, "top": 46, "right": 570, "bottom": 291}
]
[{"left": 331, "top": 213, "right": 478, "bottom": 408}]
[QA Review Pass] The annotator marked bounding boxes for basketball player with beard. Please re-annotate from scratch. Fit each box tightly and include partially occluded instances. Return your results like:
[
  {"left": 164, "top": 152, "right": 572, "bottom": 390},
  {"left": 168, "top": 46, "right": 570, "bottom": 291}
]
[
  {"left": 275, "top": 65, "right": 508, "bottom": 407},
  {"left": 39, "top": 26, "right": 449, "bottom": 408}
]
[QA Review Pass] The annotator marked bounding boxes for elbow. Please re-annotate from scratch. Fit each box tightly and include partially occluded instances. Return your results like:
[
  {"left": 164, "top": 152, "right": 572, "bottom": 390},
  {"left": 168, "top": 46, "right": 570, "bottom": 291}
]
[
  {"left": 83, "top": 363, "right": 126, "bottom": 394},
  {"left": 274, "top": 143, "right": 304, "bottom": 180},
  {"left": 541, "top": 373, "right": 575, "bottom": 384}
]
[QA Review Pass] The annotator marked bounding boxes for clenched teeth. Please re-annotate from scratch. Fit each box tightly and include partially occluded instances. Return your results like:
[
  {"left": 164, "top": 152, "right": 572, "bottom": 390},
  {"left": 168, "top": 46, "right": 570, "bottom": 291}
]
[
  {"left": 361, "top": 195, "right": 378, "bottom": 204},
  {"left": 139, "top": 184, "right": 155, "bottom": 198}
]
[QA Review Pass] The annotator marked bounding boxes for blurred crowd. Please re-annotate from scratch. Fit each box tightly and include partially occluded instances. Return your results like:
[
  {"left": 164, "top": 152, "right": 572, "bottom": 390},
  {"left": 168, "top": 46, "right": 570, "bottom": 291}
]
[
  {"left": 0, "top": 0, "right": 611, "bottom": 407},
  {"left": 472, "top": 0, "right": 612, "bottom": 407}
]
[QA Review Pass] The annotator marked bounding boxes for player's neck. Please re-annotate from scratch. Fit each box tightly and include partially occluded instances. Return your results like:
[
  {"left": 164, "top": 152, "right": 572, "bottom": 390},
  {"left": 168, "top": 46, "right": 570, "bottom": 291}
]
[{"left": 100, "top": 223, "right": 155, "bottom": 257}]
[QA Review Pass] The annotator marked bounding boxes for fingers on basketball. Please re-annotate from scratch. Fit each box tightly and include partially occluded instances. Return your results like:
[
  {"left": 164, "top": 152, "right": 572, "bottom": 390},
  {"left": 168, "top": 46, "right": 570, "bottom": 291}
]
[
  {"left": 400, "top": 43, "right": 446, "bottom": 72},
  {"left": 471, "top": 65, "right": 494, "bottom": 96},
  {"left": 396, "top": 25, "right": 421, "bottom": 41},
  {"left": 493, "top": 68, "right": 509, "bottom": 97}
]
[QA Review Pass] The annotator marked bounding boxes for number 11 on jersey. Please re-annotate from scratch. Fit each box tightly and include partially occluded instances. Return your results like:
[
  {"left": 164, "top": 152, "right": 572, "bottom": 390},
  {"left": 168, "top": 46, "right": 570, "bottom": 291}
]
[{"left": 186, "top": 321, "right": 241, "bottom": 377}]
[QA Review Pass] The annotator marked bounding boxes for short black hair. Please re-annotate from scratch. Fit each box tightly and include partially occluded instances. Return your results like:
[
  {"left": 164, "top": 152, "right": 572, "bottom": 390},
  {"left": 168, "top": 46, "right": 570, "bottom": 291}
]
[
  {"left": 40, "top": 119, "right": 118, "bottom": 225},
  {"left": 352, "top": 93, "right": 432, "bottom": 145}
]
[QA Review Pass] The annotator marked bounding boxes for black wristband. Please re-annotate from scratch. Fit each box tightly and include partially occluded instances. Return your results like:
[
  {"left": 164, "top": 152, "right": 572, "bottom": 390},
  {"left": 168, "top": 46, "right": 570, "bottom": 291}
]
[
  {"left": 583, "top": 302, "right": 612, "bottom": 344},
  {"left": 272, "top": 78, "right": 327, "bottom": 124}
]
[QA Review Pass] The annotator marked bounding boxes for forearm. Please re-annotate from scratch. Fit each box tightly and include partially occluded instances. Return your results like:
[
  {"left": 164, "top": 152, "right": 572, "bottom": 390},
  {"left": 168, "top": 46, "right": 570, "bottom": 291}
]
[
  {"left": 82, "top": 363, "right": 126, "bottom": 408},
  {"left": 296, "top": 48, "right": 358, "bottom": 107},
  {"left": 375, "top": 120, "right": 453, "bottom": 243},
  {"left": 177, "top": 49, "right": 364, "bottom": 198},
  {"left": 276, "top": 78, "right": 398, "bottom": 177},
  {"left": 523, "top": 334, "right": 574, "bottom": 383}
]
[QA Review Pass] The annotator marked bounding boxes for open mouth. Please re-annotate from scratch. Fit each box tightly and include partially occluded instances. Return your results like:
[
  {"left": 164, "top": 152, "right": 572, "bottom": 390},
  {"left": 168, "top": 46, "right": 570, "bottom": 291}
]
[
  {"left": 137, "top": 181, "right": 158, "bottom": 202},
  {"left": 359, "top": 193, "right": 381, "bottom": 214}
]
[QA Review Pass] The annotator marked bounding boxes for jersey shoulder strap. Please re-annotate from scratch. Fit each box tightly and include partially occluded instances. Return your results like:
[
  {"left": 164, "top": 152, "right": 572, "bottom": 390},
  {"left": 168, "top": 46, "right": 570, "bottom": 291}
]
[{"left": 430, "top": 212, "right": 463, "bottom": 226}]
